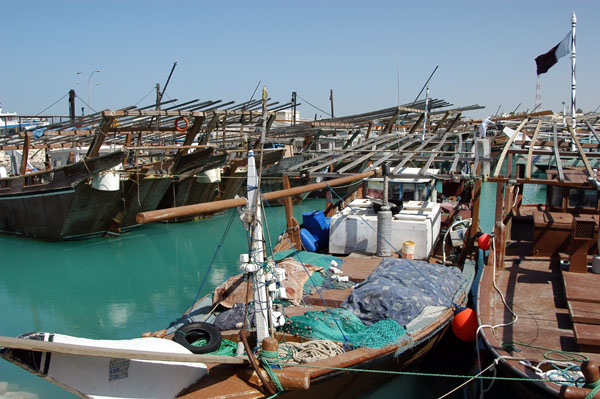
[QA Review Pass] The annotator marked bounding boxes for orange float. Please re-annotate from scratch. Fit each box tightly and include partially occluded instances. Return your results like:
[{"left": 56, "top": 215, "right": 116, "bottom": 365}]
[
  {"left": 175, "top": 117, "right": 189, "bottom": 132},
  {"left": 451, "top": 307, "right": 478, "bottom": 342}
]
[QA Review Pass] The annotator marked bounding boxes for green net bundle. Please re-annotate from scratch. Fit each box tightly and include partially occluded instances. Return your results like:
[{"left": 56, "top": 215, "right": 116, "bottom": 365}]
[
  {"left": 281, "top": 308, "right": 406, "bottom": 348},
  {"left": 193, "top": 337, "right": 238, "bottom": 356}
]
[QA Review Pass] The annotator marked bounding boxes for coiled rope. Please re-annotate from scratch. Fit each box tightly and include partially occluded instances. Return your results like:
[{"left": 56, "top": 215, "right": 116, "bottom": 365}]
[{"left": 277, "top": 340, "right": 344, "bottom": 364}]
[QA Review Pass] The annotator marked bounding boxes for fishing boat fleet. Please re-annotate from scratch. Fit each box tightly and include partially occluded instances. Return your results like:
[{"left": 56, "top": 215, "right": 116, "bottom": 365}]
[{"left": 2, "top": 89, "right": 600, "bottom": 398}]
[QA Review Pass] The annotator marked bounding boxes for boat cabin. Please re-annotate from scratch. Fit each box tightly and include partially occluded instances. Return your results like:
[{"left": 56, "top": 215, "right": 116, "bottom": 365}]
[
  {"left": 511, "top": 169, "right": 599, "bottom": 265},
  {"left": 546, "top": 169, "right": 600, "bottom": 213},
  {"left": 365, "top": 167, "right": 439, "bottom": 203}
]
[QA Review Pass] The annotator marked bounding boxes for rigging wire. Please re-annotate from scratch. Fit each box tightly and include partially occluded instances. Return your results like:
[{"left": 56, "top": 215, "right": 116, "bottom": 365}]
[
  {"left": 134, "top": 86, "right": 158, "bottom": 106},
  {"left": 35, "top": 92, "right": 69, "bottom": 116},
  {"left": 296, "top": 94, "right": 331, "bottom": 118},
  {"left": 75, "top": 94, "right": 97, "bottom": 114}
]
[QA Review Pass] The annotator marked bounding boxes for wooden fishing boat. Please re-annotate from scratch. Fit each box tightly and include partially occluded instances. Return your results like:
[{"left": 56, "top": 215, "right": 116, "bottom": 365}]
[
  {"left": 477, "top": 117, "right": 600, "bottom": 398},
  {"left": 0, "top": 99, "right": 490, "bottom": 398},
  {"left": 0, "top": 150, "right": 125, "bottom": 240}
]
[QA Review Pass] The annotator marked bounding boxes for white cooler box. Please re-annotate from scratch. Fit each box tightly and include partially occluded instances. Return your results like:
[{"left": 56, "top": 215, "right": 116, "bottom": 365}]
[{"left": 328, "top": 199, "right": 441, "bottom": 259}]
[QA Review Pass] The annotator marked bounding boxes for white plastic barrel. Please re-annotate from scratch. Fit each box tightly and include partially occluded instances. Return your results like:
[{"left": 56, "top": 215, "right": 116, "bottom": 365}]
[{"left": 90, "top": 171, "right": 120, "bottom": 191}]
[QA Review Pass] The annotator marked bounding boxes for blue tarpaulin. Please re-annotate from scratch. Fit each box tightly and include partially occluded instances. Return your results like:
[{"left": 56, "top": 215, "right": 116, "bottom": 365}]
[{"left": 342, "top": 258, "right": 462, "bottom": 326}]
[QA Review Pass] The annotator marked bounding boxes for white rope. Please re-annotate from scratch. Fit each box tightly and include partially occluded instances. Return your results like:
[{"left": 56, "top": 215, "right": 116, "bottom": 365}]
[
  {"left": 279, "top": 340, "right": 344, "bottom": 364},
  {"left": 476, "top": 236, "right": 518, "bottom": 398},
  {"left": 512, "top": 186, "right": 520, "bottom": 209}
]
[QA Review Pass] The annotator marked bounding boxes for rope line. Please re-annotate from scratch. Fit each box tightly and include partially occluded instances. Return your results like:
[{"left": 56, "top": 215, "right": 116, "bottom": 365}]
[
  {"left": 296, "top": 94, "right": 331, "bottom": 117},
  {"left": 188, "top": 208, "right": 238, "bottom": 308},
  {"left": 501, "top": 341, "right": 588, "bottom": 363},
  {"left": 35, "top": 92, "right": 69, "bottom": 116},
  {"left": 281, "top": 362, "right": 554, "bottom": 382}
]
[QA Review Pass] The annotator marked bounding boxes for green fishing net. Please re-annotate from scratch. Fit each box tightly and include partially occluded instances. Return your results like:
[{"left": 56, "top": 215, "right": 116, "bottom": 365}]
[
  {"left": 193, "top": 337, "right": 238, "bottom": 356},
  {"left": 280, "top": 308, "right": 406, "bottom": 348}
]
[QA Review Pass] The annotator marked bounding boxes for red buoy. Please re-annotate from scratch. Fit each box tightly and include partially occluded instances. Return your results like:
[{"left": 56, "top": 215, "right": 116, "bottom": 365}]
[
  {"left": 477, "top": 233, "right": 491, "bottom": 251},
  {"left": 452, "top": 307, "right": 478, "bottom": 342}
]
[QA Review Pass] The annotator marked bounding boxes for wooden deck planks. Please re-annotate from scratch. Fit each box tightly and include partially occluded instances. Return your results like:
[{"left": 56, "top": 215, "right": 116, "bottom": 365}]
[
  {"left": 573, "top": 323, "right": 600, "bottom": 347},
  {"left": 563, "top": 271, "right": 600, "bottom": 303},
  {"left": 338, "top": 255, "right": 381, "bottom": 282},
  {"left": 569, "top": 301, "right": 600, "bottom": 324}
]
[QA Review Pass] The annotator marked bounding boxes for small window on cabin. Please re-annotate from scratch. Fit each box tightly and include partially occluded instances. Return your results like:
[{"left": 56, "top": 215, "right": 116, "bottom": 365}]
[
  {"left": 402, "top": 184, "right": 416, "bottom": 201},
  {"left": 390, "top": 182, "right": 402, "bottom": 202},
  {"left": 568, "top": 189, "right": 598, "bottom": 209},
  {"left": 415, "top": 183, "right": 430, "bottom": 201},
  {"left": 550, "top": 186, "right": 563, "bottom": 208}
]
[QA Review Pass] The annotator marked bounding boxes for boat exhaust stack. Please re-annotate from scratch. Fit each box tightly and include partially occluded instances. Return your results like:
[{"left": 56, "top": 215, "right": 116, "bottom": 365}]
[{"left": 377, "top": 163, "right": 392, "bottom": 257}]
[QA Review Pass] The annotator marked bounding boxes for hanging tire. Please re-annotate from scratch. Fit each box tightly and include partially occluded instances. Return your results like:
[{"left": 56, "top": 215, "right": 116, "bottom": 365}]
[{"left": 173, "top": 322, "right": 222, "bottom": 354}]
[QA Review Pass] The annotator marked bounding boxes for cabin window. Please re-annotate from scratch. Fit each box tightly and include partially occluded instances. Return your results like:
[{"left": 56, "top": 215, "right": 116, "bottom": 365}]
[
  {"left": 402, "top": 184, "right": 416, "bottom": 201},
  {"left": 568, "top": 189, "right": 598, "bottom": 209},
  {"left": 549, "top": 186, "right": 563, "bottom": 208},
  {"left": 415, "top": 183, "right": 430, "bottom": 201}
]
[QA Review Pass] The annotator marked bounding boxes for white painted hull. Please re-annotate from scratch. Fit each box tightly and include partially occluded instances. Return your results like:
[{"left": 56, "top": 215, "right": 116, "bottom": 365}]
[{"left": 3, "top": 332, "right": 208, "bottom": 399}]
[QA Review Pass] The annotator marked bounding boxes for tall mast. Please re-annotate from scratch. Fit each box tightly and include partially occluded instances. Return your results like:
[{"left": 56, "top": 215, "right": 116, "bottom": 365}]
[
  {"left": 571, "top": 11, "right": 577, "bottom": 131},
  {"left": 247, "top": 151, "right": 270, "bottom": 344},
  {"left": 247, "top": 86, "right": 271, "bottom": 345}
]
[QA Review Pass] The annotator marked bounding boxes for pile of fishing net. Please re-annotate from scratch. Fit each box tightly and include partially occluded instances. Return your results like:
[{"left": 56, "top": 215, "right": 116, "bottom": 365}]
[{"left": 280, "top": 308, "right": 406, "bottom": 348}]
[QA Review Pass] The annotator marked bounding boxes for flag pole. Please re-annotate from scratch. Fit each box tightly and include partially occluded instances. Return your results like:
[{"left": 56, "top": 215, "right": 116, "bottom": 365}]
[{"left": 571, "top": 11, "right": 577, "bottom": 131}]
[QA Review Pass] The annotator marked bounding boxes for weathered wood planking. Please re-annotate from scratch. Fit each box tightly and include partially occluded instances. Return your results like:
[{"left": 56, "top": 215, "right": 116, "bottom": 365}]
[
  {"left": 563, "top": 271, "right": 600, "bottom": 303},
  {"left": 568, "top": 300, "right": 600, "bottom": 324}
]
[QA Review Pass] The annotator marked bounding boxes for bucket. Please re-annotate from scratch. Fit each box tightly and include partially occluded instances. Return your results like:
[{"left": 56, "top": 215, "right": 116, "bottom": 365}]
[{"left": 402, "top": 241, "right": 415, "bottom": 259}]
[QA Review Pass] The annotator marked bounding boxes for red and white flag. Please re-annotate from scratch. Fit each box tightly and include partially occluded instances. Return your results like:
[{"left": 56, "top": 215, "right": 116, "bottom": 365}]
[{"left": 535, "top": 32, "right": 571, "bottom": 75}]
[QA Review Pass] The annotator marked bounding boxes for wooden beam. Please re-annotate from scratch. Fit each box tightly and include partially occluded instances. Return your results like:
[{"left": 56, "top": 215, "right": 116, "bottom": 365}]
[
  {"left": 391, "top": 133, "right": 438, "bottom": 174},
  {"left": 86, "top": 114, "right": 115, "bottom": 158},
  {"left": 200, "top": 114, "right": 220, "bottom": 145},
  {"left": 137, "top": 169, "right": 379, "bottom": 224},
  {"left": 525, "top": 120, "right": 542, "bottom": 179},
  {"left": 332, "top": 135, "right": 402, "bottom": 173},
  {"left": 282, "top": 175, "right": 301, "bottom": 250},
  {"left": 431, "top": 112, "right": 449, "bottom": 134},
  {"left": 381, "top": 108, "right": 402, "bottom": 135},
  {"left": 408, "top": 113, "right": 425, "bottom": 135},
  {"left": 19, "top": 133, "right": 30, "bottom": 175},
  {"left": 493, "top": 117, "right": 530, "bottom": 177},
  {"left": 364, "top": 136, "right": 414, "bottom": 171},
  {"left": 419, "top": 114, "right": 461, "bottom": 175},
  {"left": 179, "top": 116, "right": 206, "bottom": 149},
  {"left": 567, "top": 124, "right": 595, "bottom": 178},
  {"left": 0, "top": 335, "right": 247, "bottom": 365},
  {"left": 584, "top": 120, "right": 600, "bottom": 143}
]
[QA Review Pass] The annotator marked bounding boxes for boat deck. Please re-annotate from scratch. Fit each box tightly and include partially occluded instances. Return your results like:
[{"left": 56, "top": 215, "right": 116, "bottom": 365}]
[
  {"left": 479, "top": 239, "right": 600, "bottom": 396},
  {"left": 176, "top": 254, "right": 463, "bottom": 398}
]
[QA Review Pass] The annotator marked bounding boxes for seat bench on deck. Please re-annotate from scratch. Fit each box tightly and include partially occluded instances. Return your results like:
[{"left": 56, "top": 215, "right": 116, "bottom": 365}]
[{"left": 563, "top": 271, "right": 600, "bottom": 353}]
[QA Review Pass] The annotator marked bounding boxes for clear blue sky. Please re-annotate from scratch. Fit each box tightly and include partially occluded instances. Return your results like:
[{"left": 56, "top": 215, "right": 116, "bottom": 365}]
[{"left": 1, "top": 1, "right": 598, "bottom": 120}]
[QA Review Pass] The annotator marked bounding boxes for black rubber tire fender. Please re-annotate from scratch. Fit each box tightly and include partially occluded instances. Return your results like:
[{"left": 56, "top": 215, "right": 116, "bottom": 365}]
[{"left": 173, "top": 322, "right": 222, "bottom": 354}]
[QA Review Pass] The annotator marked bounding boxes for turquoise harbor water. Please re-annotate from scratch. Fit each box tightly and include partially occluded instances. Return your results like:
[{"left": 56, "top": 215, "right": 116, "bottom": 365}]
[{"left": 0, "top": 182, "right": 525, "bottom": 399}]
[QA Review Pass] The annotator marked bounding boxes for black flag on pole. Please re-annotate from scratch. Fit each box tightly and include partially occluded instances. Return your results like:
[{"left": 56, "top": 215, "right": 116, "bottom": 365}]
[{"left": 535, "top": 32, "right": 571, "bottom": 75}]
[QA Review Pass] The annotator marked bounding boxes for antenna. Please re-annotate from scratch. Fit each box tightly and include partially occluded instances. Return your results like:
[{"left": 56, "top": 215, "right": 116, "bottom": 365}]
[
  {"left": 495, "top": 104, "right": 502, "bottom": 117},
  {"left": 535, "top": 76, "right": 541, "bottom": 110},
  {"left": 248, "top": 80, "right": 262, "bottom": 103},
  {"left": 397, "top": 55, "right": 400, "bottom": 106}
]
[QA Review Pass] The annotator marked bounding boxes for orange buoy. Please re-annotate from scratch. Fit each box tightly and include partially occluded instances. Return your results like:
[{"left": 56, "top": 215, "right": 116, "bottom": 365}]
[
  {"left": 175, "top": 117, "right": 189, "bottom": 132},
  {"left": 451, "top": 307, "right": 478, "bottom": 342},
  {"left": 477, "top": 233, "right": 491, "bottom": 251}
]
